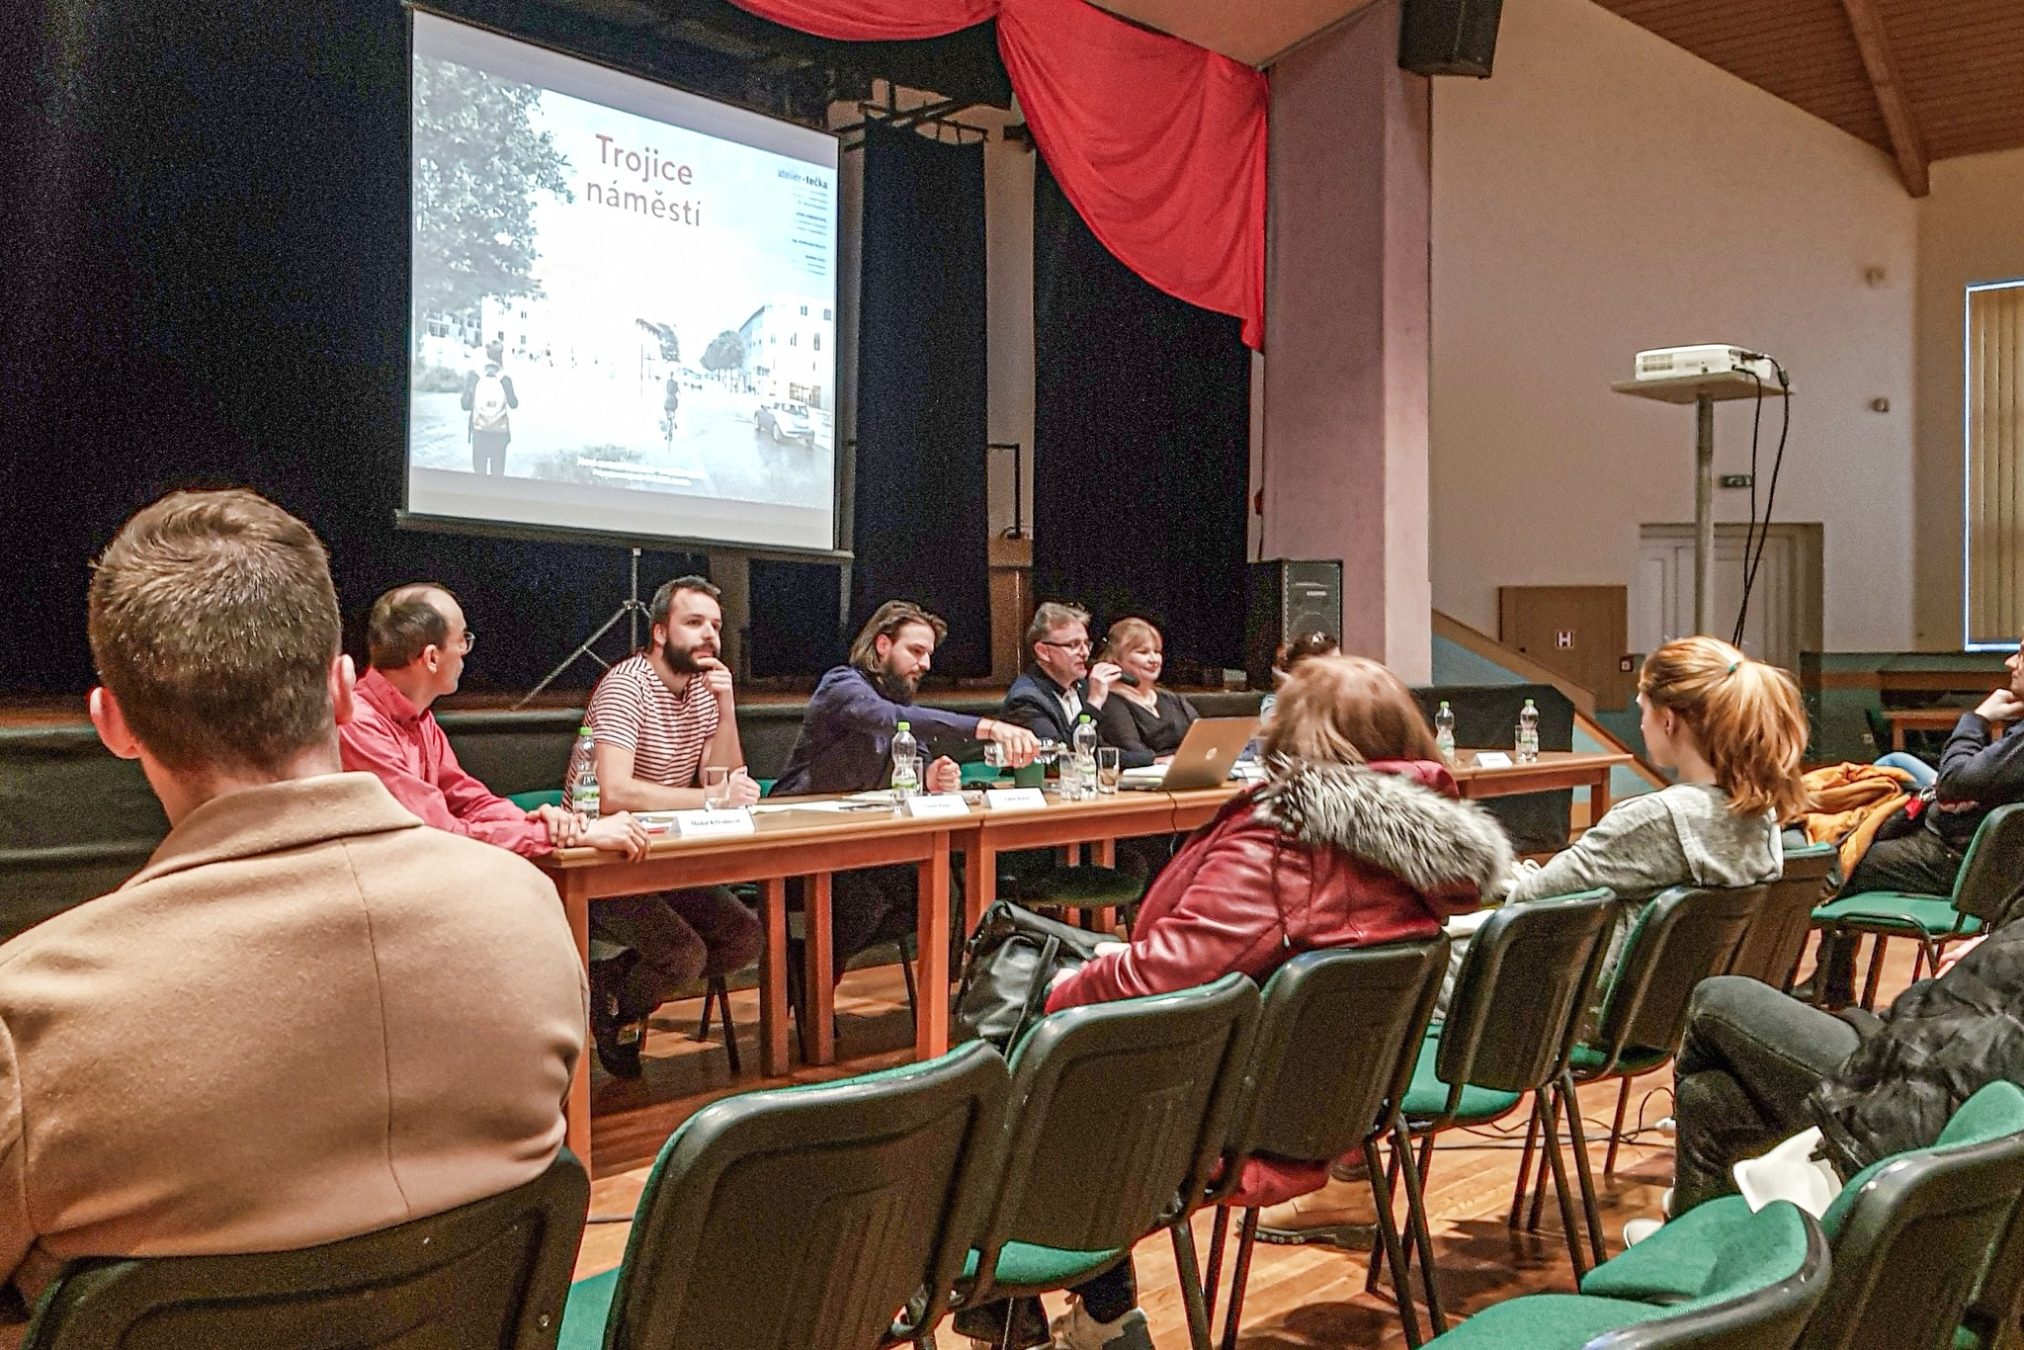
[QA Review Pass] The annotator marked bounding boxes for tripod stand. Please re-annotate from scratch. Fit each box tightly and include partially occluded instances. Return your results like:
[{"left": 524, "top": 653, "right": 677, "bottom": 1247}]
[{"left": 516, "top": 547, "right": 651, "bottom": 709}]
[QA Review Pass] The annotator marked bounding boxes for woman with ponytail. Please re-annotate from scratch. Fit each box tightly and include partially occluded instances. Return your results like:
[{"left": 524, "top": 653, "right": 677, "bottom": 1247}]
[{"left": 1490, "top": 637, "right": 1810, "bottom": 981}]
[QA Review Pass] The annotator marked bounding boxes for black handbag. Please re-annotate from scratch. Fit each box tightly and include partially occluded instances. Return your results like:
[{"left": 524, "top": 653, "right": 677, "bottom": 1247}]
[{"left": 953, "top": 901, "right": 1112, "bottom": 1051}]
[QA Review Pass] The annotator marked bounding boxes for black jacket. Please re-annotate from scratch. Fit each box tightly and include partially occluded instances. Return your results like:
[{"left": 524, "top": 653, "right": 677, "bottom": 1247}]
[
  {"left": 1931, "top": 713, "right": 2024, "bottom": 847},
  {"left": 1000, "top": 667, "right": 1098, "bottom": 746},
  {"left": 1809, "top": 918, "right": 2024, "bottom": 1174}
]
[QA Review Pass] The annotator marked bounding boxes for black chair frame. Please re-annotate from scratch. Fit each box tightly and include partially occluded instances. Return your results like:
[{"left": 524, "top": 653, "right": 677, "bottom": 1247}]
[{"left": 1584, "top": 1205, "right": 1831, "bottom": 1350}]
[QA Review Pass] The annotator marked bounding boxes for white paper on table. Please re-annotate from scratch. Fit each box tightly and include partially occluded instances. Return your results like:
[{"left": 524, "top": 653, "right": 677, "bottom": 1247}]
[
  {"left": 670, "top": 807, "right": 757, "bottom": 838},
  {"left": 1473, "top": 751, "right": 1514, "bottom": 768},
  {"left": 904, "top": 793, "right": 972, "bottom": 819},
  {"left": 984, "top": 788, "right": 1049, "bottom": 812}
]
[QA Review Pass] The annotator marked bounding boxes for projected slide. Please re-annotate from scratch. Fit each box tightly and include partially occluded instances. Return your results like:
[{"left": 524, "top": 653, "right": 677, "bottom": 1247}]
[{"left": 407, "top": 13, "right": 838, "bottom": 552}]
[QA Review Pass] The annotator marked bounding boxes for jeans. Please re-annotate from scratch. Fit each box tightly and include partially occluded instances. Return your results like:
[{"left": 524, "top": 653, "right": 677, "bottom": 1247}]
[
  {"left": 825, "top": 866, "right": 920, "bottom": 981},
  {"left": 1672, "top": 976, "right": 1863, "bottom": 1214},
  {"left": 1874, "top": 751, "right": 1938, "bottom": 788}
]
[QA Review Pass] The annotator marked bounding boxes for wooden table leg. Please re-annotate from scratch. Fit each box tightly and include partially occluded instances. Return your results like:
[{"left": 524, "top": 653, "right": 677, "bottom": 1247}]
[
  {"left": 560, "top": 877, "right": 592, "bottom": 1166},
  {"left": 1091, "top": 836, "right": 1118, "bottom": 934},
  {"left": 759, "top": 877, "right": 790, "bottom": 1077},
  {"left": 1892, "top": 722, "right": 1907, "bottom": 752},
  {"left": 803, "top": 873, "right": 836, "bottom": 1066},
  {"left": 1591, "top": 769, "right": 1612, "bottom": 823},
  {"left": 915, "top": 833, "right": 953, "bottom": 1060},
  {"left": 964, "top": 838, "right": 996, "bottom": 933}
]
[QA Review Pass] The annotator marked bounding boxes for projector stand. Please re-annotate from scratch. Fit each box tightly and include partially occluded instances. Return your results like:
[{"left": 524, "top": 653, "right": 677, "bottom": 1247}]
[
  {"left": 1611, "top": 372, "right": 1789, "bottom": 637},
  {"left": 515, "top": 547, "right": 650, "bottom": 709}
]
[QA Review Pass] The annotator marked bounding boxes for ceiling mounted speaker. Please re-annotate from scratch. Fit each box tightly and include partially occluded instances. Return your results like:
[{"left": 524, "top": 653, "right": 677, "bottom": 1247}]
[{"left": 1399, "top": 0, "right": 1503, "bottom": 77}]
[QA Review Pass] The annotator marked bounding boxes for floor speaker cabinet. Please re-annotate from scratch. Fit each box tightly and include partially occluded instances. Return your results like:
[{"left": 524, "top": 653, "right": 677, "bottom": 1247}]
[
  {"left": 1399, "top": 0, "right": 1503, "bottom": 77},
  {"left": 1247, "top": 560, "right": 1343, "bottom": 688}
]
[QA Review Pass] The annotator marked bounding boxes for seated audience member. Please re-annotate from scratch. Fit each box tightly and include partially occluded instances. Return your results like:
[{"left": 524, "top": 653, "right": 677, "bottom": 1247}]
[
  {"left": 1092, "top": 617, "right": 1199, "bottom": 769},
  {"left": 1655, "top": 924, "right": 2024, "bottom": 1227},
  {"left": 958, "top": 656, "right": 1508, "bottom": 1350},
  {"left": 774, "top": 601, "right": 1037, "bottom": 978},
  {"left": 0, "top": 491, "right": 584, "bottom": 1337},
  {"left": 1476, "top": 638, "right": 1808, "bottom": 991},
  {"left": 1258, "top": 630, "right": 1340, "bottom": 723},
  {"left": 1806, "top": 642, "right": 2024, "bottom": 1004},
  {"left": 1002, "top": 601, "right": 1122, "bottom": 747},
  {"left": 568, "top": 575, "right": 765, "bottom": 1076}
]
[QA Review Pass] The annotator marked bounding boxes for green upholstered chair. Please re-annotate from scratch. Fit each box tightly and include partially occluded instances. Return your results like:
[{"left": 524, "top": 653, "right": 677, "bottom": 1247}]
[
  {"left": 950, "top": 974, "right": 1260, "bottom": 1350},
  {"left": 24, "top": 1150, "right": 589, "bottom": 1349},
  {"left": 557, "top": 1043, "right": 1008, "bottom": 1350},
  {"left": 1419, "top": 1201, "right": 1828, "bottom": 1350},
  {"left": 1383, "top": 892, "right": 1617, "bottom": 1330},
  {"left": 1196, "top": 939, "right": 1452, "bottom": 1348},
  {"left": 1728, "top": 844, "right": 1838, "bottom": 992},
  {"left": 1582, "top": 1081, "right": 2024, "bottom": 1350},
  {"left": 1513, "top": 884, "right": 1765, "bottom": 1263},
  {"left": 507, "top": 788, "right": 565, "bottom": 810},
  {"left": 1811, "top": 803, "right": 2024, "bottom": 1007}
]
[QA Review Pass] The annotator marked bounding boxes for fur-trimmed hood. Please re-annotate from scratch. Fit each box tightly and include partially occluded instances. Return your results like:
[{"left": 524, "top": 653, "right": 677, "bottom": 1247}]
[{"left": 1252, "top": 760, "right": 1515, "bottom": 903}]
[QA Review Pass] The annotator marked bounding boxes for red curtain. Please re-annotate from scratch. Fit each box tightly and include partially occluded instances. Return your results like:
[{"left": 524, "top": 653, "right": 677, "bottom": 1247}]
[{"left": 726, "top": 0, "right": 1266, "bottom": 348}]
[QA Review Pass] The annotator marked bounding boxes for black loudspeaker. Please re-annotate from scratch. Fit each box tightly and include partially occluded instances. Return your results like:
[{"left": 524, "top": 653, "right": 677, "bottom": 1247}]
[
  {"left": 1247, "top": 560, "right": 1343, "bottom": 688},
  {"left": 1399, "top": 0, "right": 1503, "bottom": 77}
]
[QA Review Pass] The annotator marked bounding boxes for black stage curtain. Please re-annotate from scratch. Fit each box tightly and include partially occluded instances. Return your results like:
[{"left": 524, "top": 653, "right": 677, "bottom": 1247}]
[
  {"left": 1031, "top": 160, "right": 1250, "bottom": 672},
  {"left": 849, "top": 122, "right": 991, "bottom": 676},
  {"left": 0, "top": 0, "right": 1003, "bottom": 696},
  {"left": 748, "top": 559, "right": 845, "bottom": 677}
]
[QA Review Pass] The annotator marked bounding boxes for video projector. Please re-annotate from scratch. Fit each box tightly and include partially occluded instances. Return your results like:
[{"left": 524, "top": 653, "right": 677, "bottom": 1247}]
[{"left": 1633, "top": 345, "right": 1778, "bottom": 383}]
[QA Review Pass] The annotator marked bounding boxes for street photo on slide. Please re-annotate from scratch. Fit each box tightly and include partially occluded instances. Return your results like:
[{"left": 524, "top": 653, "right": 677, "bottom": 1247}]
[{"left": 408, "top": 36, "right": 837, "bottom": 520}]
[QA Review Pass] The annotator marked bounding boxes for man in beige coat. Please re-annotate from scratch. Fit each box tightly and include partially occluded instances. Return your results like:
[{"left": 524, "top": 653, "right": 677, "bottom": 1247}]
[{"left": 0, "top": 490, "right": 587, "bottom": 1338}]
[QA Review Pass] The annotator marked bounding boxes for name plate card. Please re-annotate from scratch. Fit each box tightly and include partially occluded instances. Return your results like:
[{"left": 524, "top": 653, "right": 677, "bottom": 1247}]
[
  {"left": 904, "top": 793, "right": 973, "bottom": 819},
  {"left": 1473, "top": 752, "right": 1514, "bottom": 769},
  {"left": 984, "top": 788, "right": 1049, "bottom": 812},
  {"left": 670, "top": 807, "right": 757, "bottom": 838}
]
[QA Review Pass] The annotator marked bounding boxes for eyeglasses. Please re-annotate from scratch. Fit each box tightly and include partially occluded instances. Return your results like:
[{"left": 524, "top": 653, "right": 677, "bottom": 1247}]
[
  {"left": 1038, "top": 638, "right": 1092, "bottom": 653},
  {"left": 454, "top": 631, "right": 476, "bottom": 654}
]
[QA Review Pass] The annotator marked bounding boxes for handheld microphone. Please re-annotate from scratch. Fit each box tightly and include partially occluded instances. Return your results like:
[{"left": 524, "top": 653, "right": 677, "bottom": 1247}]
[{"left": 1115, "top": 673, "right": 1141, "bottom": 688}]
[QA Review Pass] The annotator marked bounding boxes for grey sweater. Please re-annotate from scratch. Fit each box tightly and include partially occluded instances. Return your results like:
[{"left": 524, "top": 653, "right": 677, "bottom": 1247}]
[{"left": 1500, "top": 781, "right": 1783, "bottom": 907}]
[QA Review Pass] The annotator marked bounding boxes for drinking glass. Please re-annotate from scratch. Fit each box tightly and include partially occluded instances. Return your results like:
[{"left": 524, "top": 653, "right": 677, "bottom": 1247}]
[
  {"left": 702, "top": 765, "right": 732, "bottom": 809},
  {"left": 1096, "top": 747, "right": 1122, "bottom": 794}
]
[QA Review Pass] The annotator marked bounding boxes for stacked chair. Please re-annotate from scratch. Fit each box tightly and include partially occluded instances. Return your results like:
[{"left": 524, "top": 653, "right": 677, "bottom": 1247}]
[
  {"left": 1811, "top": 802, "right": 2024, "bottom": 1008},
  {"left": 1728, "top": 843, "right": 1838, "bottom": 990}
]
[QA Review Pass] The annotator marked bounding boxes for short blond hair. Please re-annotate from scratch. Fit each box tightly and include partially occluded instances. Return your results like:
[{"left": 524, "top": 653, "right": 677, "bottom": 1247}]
[
  {"left": 1260, "top": 655, "right": 1441, "bottom": 768},
  {"left": 1099, "top": 616, "right": 1161, "bottom": 666},
  {"left": 1639, "top": 637, "right": 1811, "bottom": 819}
]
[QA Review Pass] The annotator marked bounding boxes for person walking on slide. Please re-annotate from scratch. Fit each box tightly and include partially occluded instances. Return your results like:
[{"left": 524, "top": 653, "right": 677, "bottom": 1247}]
[{"left": 461, "top": 340, "right": 518, "bottom": 475}]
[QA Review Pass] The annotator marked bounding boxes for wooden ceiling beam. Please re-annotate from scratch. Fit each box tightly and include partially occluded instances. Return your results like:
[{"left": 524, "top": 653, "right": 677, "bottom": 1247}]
[{"left": 1839, "top": 0, "right": 1930, "bottom": 195}]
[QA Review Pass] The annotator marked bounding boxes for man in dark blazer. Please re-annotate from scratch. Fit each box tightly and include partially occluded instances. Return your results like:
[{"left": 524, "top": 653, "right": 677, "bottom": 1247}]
[{"left": 1000, "top": 601, "right": 1123, "bottom": 746}]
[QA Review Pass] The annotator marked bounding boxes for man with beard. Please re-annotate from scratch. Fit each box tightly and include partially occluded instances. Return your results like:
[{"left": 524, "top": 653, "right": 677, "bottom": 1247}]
[
  {"left": 568, "top": 575, "right": 765, "bottom": 1076},
  {"left": 774, "top": 600, "right": 1038, "bottom": 977}
]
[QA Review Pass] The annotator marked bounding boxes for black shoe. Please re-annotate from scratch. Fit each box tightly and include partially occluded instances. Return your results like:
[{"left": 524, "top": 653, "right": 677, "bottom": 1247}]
[
  {"left": 591, "top": 998, "right": 646, "bottom": 1079},
  {"left": 952, "top": 1296, "right": 1050, "bottom": 1349}
]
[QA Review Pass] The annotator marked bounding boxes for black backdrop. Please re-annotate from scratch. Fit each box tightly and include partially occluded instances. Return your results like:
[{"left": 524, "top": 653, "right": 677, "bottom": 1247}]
[
  {"left": 1031, "top": 160, "right": 1251, "bottom": 672},
  {"left": 0, "top": 0, "right": 1006, "bottom": 697},
  {"left": 849, "top": 123, "right": 992, "bottom": 676}
]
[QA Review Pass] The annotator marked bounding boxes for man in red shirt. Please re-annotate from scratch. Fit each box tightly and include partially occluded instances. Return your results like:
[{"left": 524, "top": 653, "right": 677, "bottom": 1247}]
[{"left": 338, "top": 584, "right": 653, "bottom": 1069}]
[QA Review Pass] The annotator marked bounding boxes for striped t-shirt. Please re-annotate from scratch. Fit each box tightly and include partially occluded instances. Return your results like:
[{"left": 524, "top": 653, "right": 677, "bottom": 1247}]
[{"left": 570, "top": 654, "right": 720, "bottom": 807}]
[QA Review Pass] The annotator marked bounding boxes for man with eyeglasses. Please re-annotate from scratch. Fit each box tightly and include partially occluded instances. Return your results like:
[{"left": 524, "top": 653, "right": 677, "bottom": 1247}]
[
  {"left": 1000, "top": 601, "right": 1124, "bottom": 747},
  {"left": 340, "top": 583, "right": 649, "bottom": 862}
]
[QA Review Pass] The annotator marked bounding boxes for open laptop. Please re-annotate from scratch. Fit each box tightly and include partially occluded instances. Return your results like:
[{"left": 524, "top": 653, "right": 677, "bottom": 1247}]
[{"left": 1118, "top": 716, "right": 1261, "bottom": 791}]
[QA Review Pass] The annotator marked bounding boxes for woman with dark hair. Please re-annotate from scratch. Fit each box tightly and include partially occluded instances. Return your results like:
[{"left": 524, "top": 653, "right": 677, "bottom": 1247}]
[{"left": 960, "top": 656, "right": 1511, "bottom": 1350}]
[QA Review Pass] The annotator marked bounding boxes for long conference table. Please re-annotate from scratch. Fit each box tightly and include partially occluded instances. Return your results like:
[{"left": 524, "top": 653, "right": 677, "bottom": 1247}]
[{"left": 536, "top": 748, "right": 1630, "bottom": 1163}]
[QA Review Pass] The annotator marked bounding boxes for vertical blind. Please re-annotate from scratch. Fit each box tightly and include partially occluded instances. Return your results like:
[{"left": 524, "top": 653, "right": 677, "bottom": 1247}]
[{"left": 1969, "top": 282, "right": 2024, "bottom": 646}]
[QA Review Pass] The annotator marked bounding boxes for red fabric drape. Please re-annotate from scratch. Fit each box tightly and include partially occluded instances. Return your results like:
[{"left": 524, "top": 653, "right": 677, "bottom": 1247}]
[{"left": 726, "top": 0, "right": 1266, "bottom": 347}]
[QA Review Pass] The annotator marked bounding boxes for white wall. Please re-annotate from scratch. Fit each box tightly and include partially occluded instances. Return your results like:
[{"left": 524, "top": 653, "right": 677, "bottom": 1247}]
[
  {"left": 1427, "top": 0, "right": 1918, "bottom": 653},
  {"left": 1912, "top": 145, "right": 2024, "bottom": 648}
]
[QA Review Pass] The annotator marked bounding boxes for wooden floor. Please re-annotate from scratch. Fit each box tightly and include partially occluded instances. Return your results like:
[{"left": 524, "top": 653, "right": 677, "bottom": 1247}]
[{"left": 572, "top": 934, "right": 1917, "bottom": 1346}]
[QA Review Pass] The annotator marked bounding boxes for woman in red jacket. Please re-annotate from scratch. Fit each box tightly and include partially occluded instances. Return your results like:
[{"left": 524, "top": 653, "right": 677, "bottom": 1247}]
[{"left": 981, "top": 656, "right": 1511, "bottom": 1350}]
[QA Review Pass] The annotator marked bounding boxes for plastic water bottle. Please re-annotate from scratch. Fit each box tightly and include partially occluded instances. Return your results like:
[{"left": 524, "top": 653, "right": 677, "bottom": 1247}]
[
  {"left": 1516, "top": 698, "right": 1540, "bottom": 764},
  {"left": 890, "top": 720, "right": 920, "bottom": 798},
  {"left": 1434, "top": 701, "right": 1456, "bottom": 764},
  {"left": 1069, "top": 715, "right": 1098, "bottom": 801},
  {"left": 569, "top": 724, "right": 600, "bottom": 819}
]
